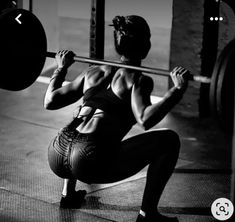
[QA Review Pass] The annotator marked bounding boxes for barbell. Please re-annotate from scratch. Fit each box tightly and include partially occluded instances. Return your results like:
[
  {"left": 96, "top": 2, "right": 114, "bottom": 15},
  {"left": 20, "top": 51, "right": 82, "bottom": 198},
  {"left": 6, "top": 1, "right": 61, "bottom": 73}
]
[
  {"left": 0, "top": 8, "right": 210, "bottom": 91},
  {"left": 45, "top": 52, "right": 211, "bottom": 83},
  {"left": 0, "top": 9, "right": 234, "bottom": 132}
]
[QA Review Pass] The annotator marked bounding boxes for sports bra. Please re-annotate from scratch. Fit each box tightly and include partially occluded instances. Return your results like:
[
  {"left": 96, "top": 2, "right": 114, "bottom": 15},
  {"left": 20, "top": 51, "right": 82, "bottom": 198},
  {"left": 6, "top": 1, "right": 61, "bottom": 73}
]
[{"left": 82, "top": 86, "right": 136, "bottom": 126}]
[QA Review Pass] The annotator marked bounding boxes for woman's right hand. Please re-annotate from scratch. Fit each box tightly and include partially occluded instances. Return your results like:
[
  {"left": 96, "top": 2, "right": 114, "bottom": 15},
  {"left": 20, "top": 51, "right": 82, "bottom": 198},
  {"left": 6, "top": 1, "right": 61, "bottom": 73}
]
[{"left": 55, "top": 50, "right": 75, "bottom": 69}]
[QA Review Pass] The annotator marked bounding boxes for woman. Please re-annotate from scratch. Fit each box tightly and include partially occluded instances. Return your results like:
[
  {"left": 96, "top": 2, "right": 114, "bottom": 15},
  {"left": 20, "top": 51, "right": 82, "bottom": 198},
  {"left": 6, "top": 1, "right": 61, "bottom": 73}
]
[{"left": 44, "top": 15, "right": 189, "bottom": 222}]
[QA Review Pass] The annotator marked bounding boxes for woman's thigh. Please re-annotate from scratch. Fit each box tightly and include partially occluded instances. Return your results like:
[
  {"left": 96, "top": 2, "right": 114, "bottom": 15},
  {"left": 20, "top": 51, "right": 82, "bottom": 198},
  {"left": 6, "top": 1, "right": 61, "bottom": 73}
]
[{"left": 89, "top": 128, "right": 180, "bottom": 183}]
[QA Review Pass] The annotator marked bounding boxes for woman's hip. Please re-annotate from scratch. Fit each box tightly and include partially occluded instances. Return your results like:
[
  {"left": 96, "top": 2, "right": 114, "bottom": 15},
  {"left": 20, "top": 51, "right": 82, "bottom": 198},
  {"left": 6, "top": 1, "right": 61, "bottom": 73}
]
[{"left": 47, "top": 127, "right": 113, "bottom": 181}]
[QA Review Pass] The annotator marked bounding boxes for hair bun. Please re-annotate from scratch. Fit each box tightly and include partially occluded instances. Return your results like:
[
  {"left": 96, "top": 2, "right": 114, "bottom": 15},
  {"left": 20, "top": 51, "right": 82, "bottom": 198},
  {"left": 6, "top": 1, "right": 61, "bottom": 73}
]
[{"left": 112, "top": 16, "right": 126, "bottom": 33}]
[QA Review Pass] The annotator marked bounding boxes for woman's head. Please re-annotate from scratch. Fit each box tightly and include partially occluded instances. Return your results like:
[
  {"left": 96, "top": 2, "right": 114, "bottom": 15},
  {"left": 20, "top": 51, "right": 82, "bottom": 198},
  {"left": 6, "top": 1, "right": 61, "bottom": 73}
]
[{"left": 111, "top": 15, "right": 151, "bottom": 60}]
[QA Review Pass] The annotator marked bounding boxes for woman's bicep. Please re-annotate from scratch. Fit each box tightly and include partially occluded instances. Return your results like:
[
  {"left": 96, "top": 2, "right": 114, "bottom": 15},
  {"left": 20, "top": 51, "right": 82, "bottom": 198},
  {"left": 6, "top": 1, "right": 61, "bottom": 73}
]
[{"left": 44, "top": 76, "right": 84, "bottom": 110}]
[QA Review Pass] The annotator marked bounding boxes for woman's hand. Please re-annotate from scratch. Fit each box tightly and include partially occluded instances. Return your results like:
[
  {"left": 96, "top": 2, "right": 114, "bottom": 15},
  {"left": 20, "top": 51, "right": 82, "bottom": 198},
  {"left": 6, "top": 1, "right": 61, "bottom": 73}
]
[
  {"left": 55, "top": 50, "right": 75, "bottom": 69},
  {"left": 170, "top": 66, "right": 189, "bottom": 91}
]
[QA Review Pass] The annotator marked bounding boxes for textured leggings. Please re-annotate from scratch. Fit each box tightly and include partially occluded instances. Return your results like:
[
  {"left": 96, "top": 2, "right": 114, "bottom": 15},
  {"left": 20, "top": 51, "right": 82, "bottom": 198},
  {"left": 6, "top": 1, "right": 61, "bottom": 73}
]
[
  {"left": 48, "top": 126, "right": 119, "bottom": 183},
  {"left": 48, "top": 126, "right": 180, "bottom": 212}
]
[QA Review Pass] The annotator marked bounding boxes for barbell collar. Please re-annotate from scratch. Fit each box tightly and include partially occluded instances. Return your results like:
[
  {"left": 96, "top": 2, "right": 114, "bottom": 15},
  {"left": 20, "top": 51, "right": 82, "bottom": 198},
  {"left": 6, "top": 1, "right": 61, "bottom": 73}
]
[{"left": 46, "top": 52, "right": 211, "bottom": 84}]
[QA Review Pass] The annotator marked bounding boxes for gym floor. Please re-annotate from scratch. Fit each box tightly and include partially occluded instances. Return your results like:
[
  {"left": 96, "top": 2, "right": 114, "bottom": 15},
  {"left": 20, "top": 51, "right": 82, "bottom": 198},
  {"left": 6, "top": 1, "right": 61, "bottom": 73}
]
[{"left": 0, "top": 76, "right": 232, "bottom": 222}]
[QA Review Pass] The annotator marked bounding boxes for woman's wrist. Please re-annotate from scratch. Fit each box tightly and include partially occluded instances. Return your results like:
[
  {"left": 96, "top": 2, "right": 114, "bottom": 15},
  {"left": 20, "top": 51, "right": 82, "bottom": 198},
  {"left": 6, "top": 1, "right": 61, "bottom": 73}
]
[
  {"left": 173, "top": 85, "right": 186, "bottom": 95},
  {"left": 166, "top": 86, "right": 184, "bottom": 101},
  {"left": 50, "top": 67, "right": 68, "bottom": 82}
]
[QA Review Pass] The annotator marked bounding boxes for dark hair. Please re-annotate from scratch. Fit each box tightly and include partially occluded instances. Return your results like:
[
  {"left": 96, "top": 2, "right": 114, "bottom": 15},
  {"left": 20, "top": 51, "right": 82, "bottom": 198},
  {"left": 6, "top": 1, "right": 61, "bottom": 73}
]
[{"left": 111, "top": 15, "right": 151, "bottom": 60}]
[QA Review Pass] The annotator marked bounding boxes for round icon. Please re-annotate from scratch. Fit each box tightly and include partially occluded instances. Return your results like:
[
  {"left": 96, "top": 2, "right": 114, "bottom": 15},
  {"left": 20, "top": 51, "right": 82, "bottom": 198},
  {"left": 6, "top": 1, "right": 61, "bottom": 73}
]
[{"left": 211, "top": 198, "right": 234, "bottom": 221}]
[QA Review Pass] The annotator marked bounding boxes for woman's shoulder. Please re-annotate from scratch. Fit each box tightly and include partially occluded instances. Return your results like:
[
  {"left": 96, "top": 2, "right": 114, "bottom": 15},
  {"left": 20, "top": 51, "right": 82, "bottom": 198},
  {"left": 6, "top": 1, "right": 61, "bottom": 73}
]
[
  {"left": 84, "top": 65, "right": 112, "bottom": 74},
  {"left": 135, "top": 74, "right": 153, "bottom": 86},
  {"left": 131, "top": 74, "right": 154, "bottom": 95}
]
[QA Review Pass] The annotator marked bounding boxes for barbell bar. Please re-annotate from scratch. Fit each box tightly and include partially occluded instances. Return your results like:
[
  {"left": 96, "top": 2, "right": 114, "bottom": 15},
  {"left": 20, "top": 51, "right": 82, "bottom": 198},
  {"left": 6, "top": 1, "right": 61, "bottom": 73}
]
[
  {"left": 0, "top": 8, "right": 234, "bottom": 132},
  {"left": 46, "top": 52, "right": 211, "bottom": 84}
]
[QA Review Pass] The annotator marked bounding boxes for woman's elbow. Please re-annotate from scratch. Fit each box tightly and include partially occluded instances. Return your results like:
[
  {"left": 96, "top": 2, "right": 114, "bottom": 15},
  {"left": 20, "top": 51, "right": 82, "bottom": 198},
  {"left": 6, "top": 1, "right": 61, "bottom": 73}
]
[
  {"left": 139, "top": 124, "right": 150, "bottom": 131},
  {"left": 137, "top": 117, "right": 152, "bottom": 131},
  {"left": 134, "top": 111, "right": 150, "bottom": 131},
  {"left": 142, "top": 121, "right": 152, "bottom": 131},
  {"left": 44, "top": 100, "right": 51, "bottom": 110},
  {"left": 43, "top": 96, "right": 55, "bottom": 110},
  {"left": 137, "top": 116, "right": 162, "bottom": 131}
]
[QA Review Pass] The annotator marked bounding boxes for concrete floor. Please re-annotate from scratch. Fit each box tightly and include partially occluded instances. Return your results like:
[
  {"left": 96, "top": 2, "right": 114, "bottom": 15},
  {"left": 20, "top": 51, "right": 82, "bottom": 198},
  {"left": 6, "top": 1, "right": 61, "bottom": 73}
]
[{"left": 0, "top": 79, "right": 233, "bottom": 222}]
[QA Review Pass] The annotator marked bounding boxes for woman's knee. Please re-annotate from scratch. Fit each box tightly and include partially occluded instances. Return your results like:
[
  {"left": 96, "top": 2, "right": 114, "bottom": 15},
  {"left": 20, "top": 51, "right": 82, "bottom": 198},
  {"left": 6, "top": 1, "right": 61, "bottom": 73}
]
[
  {"left": 155, "top": 129, "right": 180, "bottom": 156},
  {"left": 166, "top": 129, "right": 180, "bottom": 145},
  {"left": 164, "top": 129, "right": 180, "bottom": 154},
  {"left": 147, "top": 129, "right": 180, "bottom": 149}
]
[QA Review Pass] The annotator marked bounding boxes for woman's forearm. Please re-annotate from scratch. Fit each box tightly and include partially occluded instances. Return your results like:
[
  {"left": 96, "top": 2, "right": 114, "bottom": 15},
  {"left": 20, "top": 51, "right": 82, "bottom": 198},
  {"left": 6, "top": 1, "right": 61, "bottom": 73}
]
[
  {"left": 44, "top": 67, "right": 68, "bottom": 109},
  {"left": 49, "top": 67, "right": 68, "bottom": 90},
  {"left": 141, "top": 87, "right": 184, "bottom": 130}
]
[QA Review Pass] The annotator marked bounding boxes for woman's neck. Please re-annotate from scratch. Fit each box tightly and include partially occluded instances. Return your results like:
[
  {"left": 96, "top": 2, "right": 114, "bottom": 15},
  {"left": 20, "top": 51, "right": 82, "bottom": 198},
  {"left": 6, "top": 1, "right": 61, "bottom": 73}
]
[{"left": 120, "top": 56, "right": 141, "bottom": 66}]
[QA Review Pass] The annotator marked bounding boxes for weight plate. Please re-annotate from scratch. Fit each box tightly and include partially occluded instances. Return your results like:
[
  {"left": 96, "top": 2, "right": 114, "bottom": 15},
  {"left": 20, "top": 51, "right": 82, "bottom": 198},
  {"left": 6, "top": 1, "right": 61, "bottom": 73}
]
[
  {"left": 210, "top": 39, "right": 235, "bottom": 132},
  {"left": 0, "top": 8, "right": 47, "bottom": 90},
  {"left": 210, "top": 48, "right": 223, "bottom": 119},
  {"left": 216, "top": 40, "right": 235, "bottom": 132}
]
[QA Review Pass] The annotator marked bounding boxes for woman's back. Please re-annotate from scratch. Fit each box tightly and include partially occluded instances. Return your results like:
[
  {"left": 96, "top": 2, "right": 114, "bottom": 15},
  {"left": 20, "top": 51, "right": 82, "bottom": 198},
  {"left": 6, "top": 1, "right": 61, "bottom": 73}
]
[{"left": 75, "top": 65, "right": 138, "bottom": 140}]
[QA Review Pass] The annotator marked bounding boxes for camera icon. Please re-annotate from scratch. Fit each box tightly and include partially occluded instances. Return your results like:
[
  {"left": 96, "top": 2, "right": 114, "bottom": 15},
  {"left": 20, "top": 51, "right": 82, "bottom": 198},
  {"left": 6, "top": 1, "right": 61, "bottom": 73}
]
[{"left": 211, "top": 198, "right": 234, "bottom": 221}]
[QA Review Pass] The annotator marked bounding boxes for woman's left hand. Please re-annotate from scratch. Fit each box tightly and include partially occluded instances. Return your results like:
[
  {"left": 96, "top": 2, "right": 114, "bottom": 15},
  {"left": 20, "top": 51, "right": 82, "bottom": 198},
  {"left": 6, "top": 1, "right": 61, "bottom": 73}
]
[{"left": 170, "top": 66, "right": 189, "bottom": 91}]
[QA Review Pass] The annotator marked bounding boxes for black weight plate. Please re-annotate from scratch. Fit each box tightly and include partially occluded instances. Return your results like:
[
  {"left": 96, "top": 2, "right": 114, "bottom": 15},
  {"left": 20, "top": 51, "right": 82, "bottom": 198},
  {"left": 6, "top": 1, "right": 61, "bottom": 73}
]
[
  {"left": 216, "top": 40, "right": 235, "bottom": 132},
  {"left": 210, "top": 47, "right": 223, "bottom": 118},
  {"left": 0, "top": 8, "right": 47, "bottom": 90},
  {"left": 210, "top": 39, "right": 235, "bottom": 132}
]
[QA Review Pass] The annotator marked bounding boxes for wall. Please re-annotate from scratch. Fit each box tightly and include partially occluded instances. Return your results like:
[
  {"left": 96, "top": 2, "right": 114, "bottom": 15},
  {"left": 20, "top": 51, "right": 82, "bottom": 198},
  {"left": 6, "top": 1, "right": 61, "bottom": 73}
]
[
  {"left": 170, "top": 0, "right": 204, "bottom": 75},
  {"left": 218, "top": 1, "right": 235, "bottom": 54}
]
